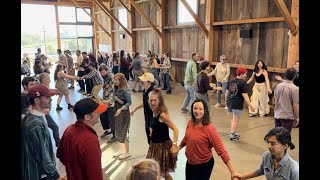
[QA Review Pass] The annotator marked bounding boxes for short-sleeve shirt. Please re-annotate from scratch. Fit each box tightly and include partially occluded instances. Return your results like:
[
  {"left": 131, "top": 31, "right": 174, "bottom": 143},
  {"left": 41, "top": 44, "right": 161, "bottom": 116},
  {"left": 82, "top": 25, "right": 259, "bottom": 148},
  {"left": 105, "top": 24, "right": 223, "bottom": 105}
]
[{"left": 226, "top": 78, "right": 248, "bottom": 110}]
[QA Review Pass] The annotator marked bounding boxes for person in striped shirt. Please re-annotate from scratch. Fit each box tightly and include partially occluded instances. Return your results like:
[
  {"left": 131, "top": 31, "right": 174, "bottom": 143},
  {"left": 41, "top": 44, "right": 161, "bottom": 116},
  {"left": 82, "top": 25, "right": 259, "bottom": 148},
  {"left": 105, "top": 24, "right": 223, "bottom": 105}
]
[{"left": 81, "top": 62, "right": 104, "bottom": 102}]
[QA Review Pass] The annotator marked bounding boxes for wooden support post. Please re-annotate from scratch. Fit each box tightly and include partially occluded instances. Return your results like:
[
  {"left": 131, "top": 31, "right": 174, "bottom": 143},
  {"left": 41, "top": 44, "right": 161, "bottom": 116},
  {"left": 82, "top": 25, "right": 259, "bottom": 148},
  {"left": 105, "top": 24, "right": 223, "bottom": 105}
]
[
  {"left": 204, "top": 0, "right": 214, "bottom": 62},
  {"left": 54, "top": 5, "right": 61, "bottom": 49},
  {"left": 179, "top": 0, "right": 208, "bottom": 37},
  {"left": 159, "top": 0, "right": 166, "bottom": 53},
  {"left": 94, "top": 0, "right": 132, "bottom": 36},
  {"left": 129, "top": 0, "right": 162, "bottom": 36},
  {"left": 92, "top": 2, "right": 98, "bottom": 53},
  {"left": 287, "top": 0, "right": 299, "bottom": 68},
  {"left": 128, "top": 3, "right": 136, "bottom": 53},
  {"left": 109, "top": 1, "right": 115, "bottom": 52},
  {"left": 274, "top": 0, "right": 298, "bottom": 36}
]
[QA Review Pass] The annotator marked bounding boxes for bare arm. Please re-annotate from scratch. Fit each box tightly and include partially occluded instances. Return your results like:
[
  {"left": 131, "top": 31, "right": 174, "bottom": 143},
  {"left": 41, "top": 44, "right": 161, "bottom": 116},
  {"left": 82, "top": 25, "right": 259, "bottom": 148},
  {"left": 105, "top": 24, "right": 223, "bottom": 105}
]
[
  {"left": 130, "top": 103, "right": 144, "bottom": 115},
  {"left": 242, "top": 93, "right": 254, "bottom": 111},
  {"left": 58, "top": 71, "right": 77, "bottom": 80},
  {"left": 207, "top": 65, "right": 217, "bottom": 76},
  {"left": 225, "top": 160, "right": 238, "bottom": 179},
  {"left": 263, "top": 70, "right": 272, "bottom": 93},
  {"left": 160, "top": 113, "right": 178, "bottom": 143},
  {"left": 236, "top": 171, "right": 259, "bottom": 179},
  {"left": 247, "top": 72, "right": 255, "bottom": 84},
  {"left": 223, "top": 64, "right": 230, "bottom": 82},
  {"left": 293, "top": 102, "right": 299, "bottom": 126}
]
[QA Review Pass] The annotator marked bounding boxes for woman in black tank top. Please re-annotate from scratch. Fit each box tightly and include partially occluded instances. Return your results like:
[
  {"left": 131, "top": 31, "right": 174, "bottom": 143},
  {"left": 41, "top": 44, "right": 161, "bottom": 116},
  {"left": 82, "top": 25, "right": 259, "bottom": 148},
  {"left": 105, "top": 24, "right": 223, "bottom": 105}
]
[
  {"left": 247, "top": 60, "right": 272, "bottom": 117},
  {"left": 146, "top": 89, "right": 179, "bottom": 179}
]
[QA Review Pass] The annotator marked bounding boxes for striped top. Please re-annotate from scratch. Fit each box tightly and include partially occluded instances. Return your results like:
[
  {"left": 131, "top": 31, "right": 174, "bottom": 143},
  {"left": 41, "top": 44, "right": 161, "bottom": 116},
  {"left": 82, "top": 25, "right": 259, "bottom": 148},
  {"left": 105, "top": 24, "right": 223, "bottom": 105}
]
[
  {"left": 21, "top": 110, "right": 60, "bottom": 180},
  {"left": 82, "top": 69, "right": 104, "bottom": 86}
]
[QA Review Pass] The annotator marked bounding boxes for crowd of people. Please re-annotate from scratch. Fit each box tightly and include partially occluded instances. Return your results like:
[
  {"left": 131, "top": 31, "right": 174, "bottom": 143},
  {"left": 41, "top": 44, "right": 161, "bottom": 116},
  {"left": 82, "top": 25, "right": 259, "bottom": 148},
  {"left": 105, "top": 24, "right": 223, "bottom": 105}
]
[{"left": 21, "top": 48, "right": 299, "bottom": 180}]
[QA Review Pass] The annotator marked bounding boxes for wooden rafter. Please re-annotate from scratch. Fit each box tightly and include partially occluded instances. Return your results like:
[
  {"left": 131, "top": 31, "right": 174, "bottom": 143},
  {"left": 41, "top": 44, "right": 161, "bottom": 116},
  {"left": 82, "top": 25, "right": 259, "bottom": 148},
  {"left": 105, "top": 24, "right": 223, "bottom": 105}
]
[
  {"left": 71, "top": 0, "right": 111, "bottom": 37},
  {"left": 117, "top": 0, "right": 131, "bottom": 13},
  {"left": 274, "top": 0, "right": 298, "bottom": 35},
  {"left": 21, "top": 0, "right": 92, "bottom": 7},
  {"left": 94, "top": 0, "right": 132, "bottom": 36},
  {"left": 179, "top": 0, "right": 208, "bottom": 37},
  {"left": 212, "top": 17, "right": 285, "bottom": 26},
  {"left": 54, "top": 5, "right": 61, "bottom": 49},
  {"left": 153, "top": 0, "right": 161, "bottom": 7},
  {"left": 204, "top": 0, "right": 214, "bottom": 62},
  {"left": 159, "top": 0, "right": 165, "bottom": 53},
  {"left": 129, "top": 0, "right": 162, "bottom": 36}
]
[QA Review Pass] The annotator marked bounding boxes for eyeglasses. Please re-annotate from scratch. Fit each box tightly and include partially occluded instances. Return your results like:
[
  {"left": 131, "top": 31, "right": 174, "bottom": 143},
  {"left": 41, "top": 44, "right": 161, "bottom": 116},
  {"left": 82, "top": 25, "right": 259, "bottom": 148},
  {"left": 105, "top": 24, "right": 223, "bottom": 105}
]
[{"left": 223, "top": 59, "right": 227, "bottom": 60}]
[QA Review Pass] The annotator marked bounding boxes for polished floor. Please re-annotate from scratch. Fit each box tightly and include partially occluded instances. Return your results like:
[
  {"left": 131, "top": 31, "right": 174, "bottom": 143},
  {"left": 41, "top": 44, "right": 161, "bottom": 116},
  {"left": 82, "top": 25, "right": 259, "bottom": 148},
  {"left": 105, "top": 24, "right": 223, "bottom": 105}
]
[{"left": 42, "top": 73, "right": 299, "bottom": 180}]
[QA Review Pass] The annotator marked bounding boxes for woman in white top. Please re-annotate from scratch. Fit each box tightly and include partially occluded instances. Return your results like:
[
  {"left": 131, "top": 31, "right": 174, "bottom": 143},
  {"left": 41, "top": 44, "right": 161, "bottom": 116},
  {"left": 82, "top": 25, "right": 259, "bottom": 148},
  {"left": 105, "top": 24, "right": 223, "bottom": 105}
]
[{"left": 208, "top": 55, "right": 230, "bottom": 109}]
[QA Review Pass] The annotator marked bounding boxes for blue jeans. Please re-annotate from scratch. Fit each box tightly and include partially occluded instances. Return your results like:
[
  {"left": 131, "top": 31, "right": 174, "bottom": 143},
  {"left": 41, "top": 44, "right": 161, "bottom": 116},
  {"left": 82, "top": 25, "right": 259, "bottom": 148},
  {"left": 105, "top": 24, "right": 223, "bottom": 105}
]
[
  {"left": 181, "top": 84, "right": 196, "bottom": 112},
  {"left": 217, "top": 82, "right": 227, "bottom": 104},
  {"left": 162, "top": 72, "right": 171, "bottom": 90}
]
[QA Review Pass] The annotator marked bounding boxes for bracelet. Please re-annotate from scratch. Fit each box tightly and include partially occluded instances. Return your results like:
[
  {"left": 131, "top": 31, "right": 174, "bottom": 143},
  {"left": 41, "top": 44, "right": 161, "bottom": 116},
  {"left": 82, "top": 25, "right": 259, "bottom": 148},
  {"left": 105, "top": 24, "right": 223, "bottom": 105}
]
[{"left": 172, "top": 142, "right": 178, "bottom": 146}]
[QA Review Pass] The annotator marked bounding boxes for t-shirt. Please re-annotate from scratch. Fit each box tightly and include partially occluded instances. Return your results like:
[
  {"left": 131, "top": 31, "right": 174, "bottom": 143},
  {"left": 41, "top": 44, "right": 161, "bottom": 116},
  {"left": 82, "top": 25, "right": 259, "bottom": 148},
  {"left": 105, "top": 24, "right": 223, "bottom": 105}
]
[{"left": 226, "top": 78, "right": 248, "bottom": 110}]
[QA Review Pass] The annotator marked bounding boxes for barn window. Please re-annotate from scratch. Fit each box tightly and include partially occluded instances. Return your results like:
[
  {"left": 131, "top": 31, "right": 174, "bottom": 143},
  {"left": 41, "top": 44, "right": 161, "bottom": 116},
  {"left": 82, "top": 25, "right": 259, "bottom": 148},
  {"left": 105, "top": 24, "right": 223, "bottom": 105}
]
[
  {"left": 177, "top": 0, "right": 198, "bottom": 24},
  {"left": 118, "top": 8, "right": 128, "bottom": 29}
]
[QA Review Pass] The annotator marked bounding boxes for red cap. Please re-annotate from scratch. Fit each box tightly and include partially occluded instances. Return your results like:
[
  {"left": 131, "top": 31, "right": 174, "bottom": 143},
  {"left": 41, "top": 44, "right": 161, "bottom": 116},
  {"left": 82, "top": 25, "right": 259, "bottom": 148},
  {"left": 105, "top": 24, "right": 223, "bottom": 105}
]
[{"left": 27, "top": 85, "right": 56, "bottom": 98}]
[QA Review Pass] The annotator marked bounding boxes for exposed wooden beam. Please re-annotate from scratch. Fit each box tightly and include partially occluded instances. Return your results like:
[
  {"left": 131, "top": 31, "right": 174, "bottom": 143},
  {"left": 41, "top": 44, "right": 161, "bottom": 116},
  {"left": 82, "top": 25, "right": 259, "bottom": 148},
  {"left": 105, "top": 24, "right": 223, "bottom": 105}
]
[
  {"left": 110, "top": 0, "right": 154, "bottom": 10},
  {"left": 94, "top": 10, "right": 103, "bottom": 14},
  {"left": 92, "top": 2, "right": 98, "bottom": 53},
  {"left": 128, "top": 3, "right": 136, "bottom": 53},
  {"left": 274, "top": 0, "right": 298, "bottom": 36},
  {"left": 71, "top": 0, "right": 111, "bottom": 37},
  {"left": 205, "top": 0, "right": 214, "bottom": 62},
  {"left": 94, "top": 0, "right": 132, "bottom": 36},
  {"left": 212, "top": 17, "right": 285, "bottom": 26},
  {"left": 54, "top": 5, "right": 61, "bottom": 49},
  {"left": 133, "top": 27, "right": 154, "bottom": 31},
  {"left": 153, "top": 0, "right": 161, "bottom": 7},
  {"left": 21, "top": 0, "right": 92, "bottom": 7},
  {"left": 109, "top": 1, "right": 115, "bottom": 52},
  {"left": 112, "top": 29, "right": 127, "bottom": 32},
  {"left": 179, "top": 0, "right": 208, "bottom": 37},
  {"left": 129, "top": 0, "right": 162, "bottom": 36},
  {"left": 159, "top": 0, "right": 165, "bottom": 53},
  {"left": 117, "top": 0, "right": 131, "bottom": 13},
  {"left": 287, "top": 0, "right": 299, "bottom": 68},
  {"left": 164, "top": 24, "right": 197, "bottom": 29}
]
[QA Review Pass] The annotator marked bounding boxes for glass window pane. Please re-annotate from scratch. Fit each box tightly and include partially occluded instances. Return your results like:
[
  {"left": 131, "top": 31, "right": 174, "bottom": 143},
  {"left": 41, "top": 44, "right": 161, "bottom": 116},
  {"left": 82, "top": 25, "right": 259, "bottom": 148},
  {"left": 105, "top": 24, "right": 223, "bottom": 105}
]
[
  {"left": 77, "top": 25, "right": 93, "bottom": 37},
  {"left": 118, "top": 8, "right": 127, "bottom": 28},
  {"left": 78, "top": 38, "right": 93, "bottom": 53},
  {"left": 58, "top": 7, "right": 76, "bottom": 23},
  {"left": 76, "top": 8, "right": 91, "bottom": 22},
  {"left": 60, "top": 25, "right": 77, "bottom": 38},
  {"left": 177, "top": 0, "right": 198, "bottom": 24},
  {"left": 61, "top": 39, "right": 78, "bottom": 52}
]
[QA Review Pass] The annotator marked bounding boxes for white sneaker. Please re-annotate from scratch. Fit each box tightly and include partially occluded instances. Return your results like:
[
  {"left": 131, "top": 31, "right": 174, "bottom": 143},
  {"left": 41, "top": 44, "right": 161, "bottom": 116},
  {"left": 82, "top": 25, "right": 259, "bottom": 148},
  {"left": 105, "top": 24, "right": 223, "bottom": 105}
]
[
  {"left": 249, "top": 113, "right": 255, "bottom": 117},
  {"left": 119, "top": 153, "right": 131, "bottom": 160},
  {"left": 224, "top": 106, "right": 228, "bottom": 110},
  {"left": 214, "top": 103, "right": 222, "bottom": 107},
  {"left": 113, "top": 151, "right": 124, "bottom": 157}
]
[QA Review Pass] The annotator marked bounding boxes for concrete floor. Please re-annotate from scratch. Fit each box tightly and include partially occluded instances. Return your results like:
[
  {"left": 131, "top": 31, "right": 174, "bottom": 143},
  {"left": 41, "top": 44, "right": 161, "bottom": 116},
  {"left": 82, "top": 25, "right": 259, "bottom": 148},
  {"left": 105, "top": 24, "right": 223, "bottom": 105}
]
[{"left": 43, "top": 74, "right": 299, "bottom": 180}]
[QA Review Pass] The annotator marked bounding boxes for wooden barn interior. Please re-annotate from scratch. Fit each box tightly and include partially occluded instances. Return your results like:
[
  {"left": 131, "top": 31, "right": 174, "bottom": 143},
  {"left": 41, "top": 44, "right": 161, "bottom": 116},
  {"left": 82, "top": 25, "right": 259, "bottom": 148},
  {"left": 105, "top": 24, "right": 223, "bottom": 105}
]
[{"left": 21, "top": 0, "right": 299, "bottom": 179}]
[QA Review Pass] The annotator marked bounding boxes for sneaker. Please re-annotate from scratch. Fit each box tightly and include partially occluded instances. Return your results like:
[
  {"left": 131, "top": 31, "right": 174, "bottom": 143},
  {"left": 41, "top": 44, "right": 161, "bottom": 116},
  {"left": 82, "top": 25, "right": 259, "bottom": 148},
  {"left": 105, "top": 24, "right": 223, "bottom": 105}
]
[
  {"left": 108, "top": 136, "right": 117, "bottom": 143},
  {"left": 113, "top": 151, "right": 124, "bottom": 157},
  {"left": 214, "top": 103, "right": 222, "bottom": 107},
  {"left": 137, "top": 90, "right": 143, "bottom": 93},
  {"left": 119, "top": 153, "right": 131, "bottom": 160},
  {"left": 68, "top": 104, "right": 74, "bottom": 109},
  {"left": 230, "top": 136, "right": 240, "bottom": 141},
  {"left": 249, "top": 113, "right": 255, "bottom": 117},
  {"left": 131, "top": 89, "right": 137, "bottom": 93},
  {"left": 259, "top": 114, "right": 265, "bottom": 117},
  {"left": 234, "top": 133, "right": 240, "bottom": 138},
  {"left": 100, "top": 131, "right": 111, "bottom": 138},
  {"left": 82, "top": 92, "right": 87, "bottom": 95},
  {"left": 224, "top": 106, "right": 228, "bottom": 110},
  {"left": 68, "top": 86, "right": 74, "bottom": 89},
  {"left": 166, "top": 90, "right": 172, "bottom": 94},
  {"left": 78, "top": 89, "right": 85, "bottom": 93},
  {"left": 56, "top": 106, "right": 63, "bottom": 111}
]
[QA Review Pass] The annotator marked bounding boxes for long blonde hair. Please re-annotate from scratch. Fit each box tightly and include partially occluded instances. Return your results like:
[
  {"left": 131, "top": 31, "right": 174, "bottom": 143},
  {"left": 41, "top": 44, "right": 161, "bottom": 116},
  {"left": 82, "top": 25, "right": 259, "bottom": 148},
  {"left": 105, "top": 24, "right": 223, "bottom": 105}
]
[{"left": 126, "top": 158, "right": 160, "bottom": 180}]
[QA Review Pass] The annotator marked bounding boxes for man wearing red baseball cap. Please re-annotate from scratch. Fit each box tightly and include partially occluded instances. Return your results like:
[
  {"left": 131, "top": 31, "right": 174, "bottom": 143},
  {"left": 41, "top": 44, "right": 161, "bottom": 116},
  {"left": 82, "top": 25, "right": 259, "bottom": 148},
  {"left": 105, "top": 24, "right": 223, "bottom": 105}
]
[
  {"left": 21, "top": 85, "right": 65, "bottom": 180},
  {"left": 57, "top": 98, "right": 107, "bottom": 180},
  {"left": 225, "top": 68, "right": 255, "bottom": 141}
]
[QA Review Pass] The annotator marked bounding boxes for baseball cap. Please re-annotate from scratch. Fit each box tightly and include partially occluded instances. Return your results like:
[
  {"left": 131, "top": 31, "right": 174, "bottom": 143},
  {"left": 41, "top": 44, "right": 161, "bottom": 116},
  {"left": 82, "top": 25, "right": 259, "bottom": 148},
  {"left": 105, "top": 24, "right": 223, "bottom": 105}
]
[
  {"left": 27, "top": 85, "right": 56, "bottom": 98},
  {"left": 236, "top": 68, "right": 247, "bottom": 76},
  {"left": 139, "top": 72, "right": 154, "bottom": 82},
  {"left": 73, "top": 98, "right": 107, "bottom": 118}
]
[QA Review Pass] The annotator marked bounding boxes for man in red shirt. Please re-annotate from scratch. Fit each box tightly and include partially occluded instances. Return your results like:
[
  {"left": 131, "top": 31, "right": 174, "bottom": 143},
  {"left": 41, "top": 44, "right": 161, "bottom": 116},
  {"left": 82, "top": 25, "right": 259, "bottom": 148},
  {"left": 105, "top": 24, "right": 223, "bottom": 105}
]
[{"left": 57, "top": 98, "right": 107, "bottom": 180}]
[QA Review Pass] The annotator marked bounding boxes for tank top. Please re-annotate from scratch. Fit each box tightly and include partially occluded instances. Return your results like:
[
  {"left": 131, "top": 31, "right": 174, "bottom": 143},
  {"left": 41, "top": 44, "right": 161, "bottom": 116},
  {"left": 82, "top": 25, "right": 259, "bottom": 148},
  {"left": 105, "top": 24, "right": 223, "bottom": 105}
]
[
  {"left": 255, "top": 73, "right": 266, "bottom": 83},
  {"left": 150, "top": 113, "right": 170, "bottom": 143}
]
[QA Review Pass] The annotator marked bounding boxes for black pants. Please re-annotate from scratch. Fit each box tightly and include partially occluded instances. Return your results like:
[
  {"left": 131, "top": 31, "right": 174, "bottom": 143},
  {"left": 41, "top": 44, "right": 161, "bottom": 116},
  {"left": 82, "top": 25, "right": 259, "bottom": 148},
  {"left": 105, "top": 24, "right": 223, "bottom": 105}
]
[
  {"left": 186, "top": 157, "right": 214, "bottom": 180},
  {"left": 100, "top": 107, "right": 115, "bottom": 136},
  {"left": 129, "top": 69, "right": 134, "bottom": 80},
  {"left": 77, "top": 71, "right": 85, "bottom": 91},
  {"left": 85, "top": 79, "right": 93, "bottom": 94},
  {"left": 145, "top": 125, "right": 151, "bottom": 145},
  {"left": 45, "top": 114, "right": 60, "bottom": 147}
]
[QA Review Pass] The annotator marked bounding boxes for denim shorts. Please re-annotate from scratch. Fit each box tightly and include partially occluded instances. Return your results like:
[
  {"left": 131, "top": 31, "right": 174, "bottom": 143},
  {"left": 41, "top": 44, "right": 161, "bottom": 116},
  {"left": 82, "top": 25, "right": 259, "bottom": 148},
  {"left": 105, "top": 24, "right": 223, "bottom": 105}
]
[{"left": 228, "top": 106, "right": 243, "bottom": 116}]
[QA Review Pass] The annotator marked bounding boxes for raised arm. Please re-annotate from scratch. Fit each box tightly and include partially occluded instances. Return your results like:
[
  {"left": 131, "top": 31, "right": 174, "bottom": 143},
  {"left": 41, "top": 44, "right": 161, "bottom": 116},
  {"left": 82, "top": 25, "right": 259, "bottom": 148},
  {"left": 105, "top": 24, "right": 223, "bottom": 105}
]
[
  {"left": 263, "top": 70, "right": 272, "bottom": 94},
  {"left": 207, "top": 64, "right": 217, "bottom": 77},
  {"left": 130, "top": 102, "right": 144, "bottom": 116},
  {"left": 247, "top": 72, "right": 255, "bottom": 84},
  {"left": 59, "top": 71, "right": 78, "bottom": 80}
]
